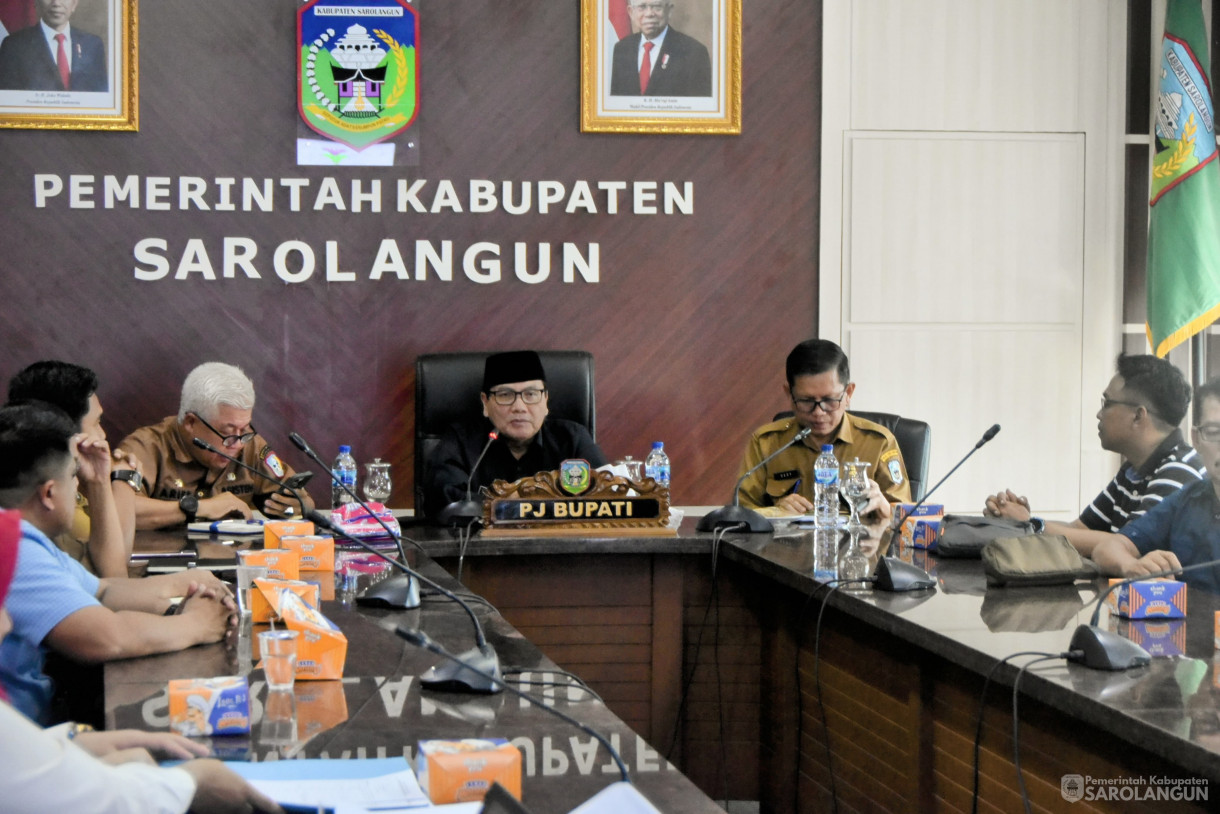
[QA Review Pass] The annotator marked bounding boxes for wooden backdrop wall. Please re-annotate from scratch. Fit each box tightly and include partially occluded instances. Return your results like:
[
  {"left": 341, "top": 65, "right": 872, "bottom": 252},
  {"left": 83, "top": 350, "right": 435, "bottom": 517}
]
[{"left": 0, "top": 0, "right": 821, "bottom": 508}]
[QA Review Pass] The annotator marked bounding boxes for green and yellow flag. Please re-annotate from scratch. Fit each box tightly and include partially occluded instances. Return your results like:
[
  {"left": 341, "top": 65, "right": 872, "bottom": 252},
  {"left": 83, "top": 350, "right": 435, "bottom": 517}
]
[{"left": 1147, "top": 0, "right": 1220, "bottom": 357}]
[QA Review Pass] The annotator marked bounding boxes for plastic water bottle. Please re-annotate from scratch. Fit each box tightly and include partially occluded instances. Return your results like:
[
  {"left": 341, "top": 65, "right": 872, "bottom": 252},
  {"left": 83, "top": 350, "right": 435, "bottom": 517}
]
[
  {"left": 813, "top": 445, "right": 840, "bottom": 581},
  {"left": 813, "top": 445, "right": 840, "bottom": 527},
  {"left": 644, "top": 442, "right": 671, "bottom": 489},
  {"left": 332, "top": 445, "right": 357, "bottom": 509}
]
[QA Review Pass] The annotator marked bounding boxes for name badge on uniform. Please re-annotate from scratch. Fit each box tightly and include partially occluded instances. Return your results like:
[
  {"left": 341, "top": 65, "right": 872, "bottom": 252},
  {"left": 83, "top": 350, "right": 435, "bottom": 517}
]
[{"left": 772, "top": 469, "right": 800, "bottom": 481}]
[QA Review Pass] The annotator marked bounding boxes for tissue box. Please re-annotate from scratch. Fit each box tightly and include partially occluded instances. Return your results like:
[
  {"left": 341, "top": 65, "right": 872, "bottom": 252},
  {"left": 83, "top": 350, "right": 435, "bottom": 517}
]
[
  {"left": 264, "top": 520, "right": 315, "bottom": 549},
  {"left": 281, "top": 535, "right": 335, "bottom": 571},
  {"left": 894, "top": 503, "right": 943, "bottom": 550},
  {"left": 417, "top": 739, "right": 522, "bottom": 804},
  {"left": 1110, "top": 618, "right": 1187, "bottom": 657},
  {"left": 249, "top": 578, "right": 320, "bottom": 624},
  {"left": 1106, "top": 578, "right": 1187, "bottom": 619},
  {"left": 278, "top": 591, "right": 347, "bottom": 680},
  {"left": 239, "top": 548, "right": 300, "bottom": 581},
  {"left": 168, "top": 676, "right": 250, "bottom": 736}
]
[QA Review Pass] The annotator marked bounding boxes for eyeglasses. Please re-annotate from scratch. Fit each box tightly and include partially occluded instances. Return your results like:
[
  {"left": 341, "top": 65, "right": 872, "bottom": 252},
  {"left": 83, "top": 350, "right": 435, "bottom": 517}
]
[
  {"left": 631, "top": 2, "right": 670, "bottom": 12},
  {"left": 792, "top": 390, "right": 847, "bottom": 413},
  {"left": 192, "top": 412, "right": 256, "bottom": 447},
  {"left": 1195, "top": 424, "right": 1220, "bottom": 444},
  {"left": 487, "top": 387, "right": 547, "bottom": 406},
  {"left": 1100, "top": 396, "right": 1146, "bottom": 412}
]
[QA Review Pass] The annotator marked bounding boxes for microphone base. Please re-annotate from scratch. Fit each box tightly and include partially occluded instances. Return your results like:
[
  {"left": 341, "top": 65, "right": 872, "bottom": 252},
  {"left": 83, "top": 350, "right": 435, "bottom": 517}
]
[
  {"left": 1068, "top": 624, "right": 1152, "bottom": 671},
  {"left": 873, "top": 557, "right": 937, "bottom": 592},
  {"left": 696, "top": 504, "right": 773, "bottom": 533},
  {"left": 420, "top": 643, "right": 504, "bottom": 694},
  {"left": 355, "top": 574, "right": 421, "bottom": 609},
  {"left": 438, "top": 499, "right": 484, "bottom": 527}
]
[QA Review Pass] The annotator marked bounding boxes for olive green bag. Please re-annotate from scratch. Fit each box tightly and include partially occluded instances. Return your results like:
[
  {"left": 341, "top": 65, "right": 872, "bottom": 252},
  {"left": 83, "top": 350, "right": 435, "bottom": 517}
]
[{"left": 981, "top": 534, "right": 1101, "bottom": 587}]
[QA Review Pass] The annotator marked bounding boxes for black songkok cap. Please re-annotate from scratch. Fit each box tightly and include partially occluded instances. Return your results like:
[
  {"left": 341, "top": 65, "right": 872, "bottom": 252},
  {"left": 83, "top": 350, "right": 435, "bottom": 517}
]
[{"left": 482, "top": 351, "right": 546, "bottom": 391}]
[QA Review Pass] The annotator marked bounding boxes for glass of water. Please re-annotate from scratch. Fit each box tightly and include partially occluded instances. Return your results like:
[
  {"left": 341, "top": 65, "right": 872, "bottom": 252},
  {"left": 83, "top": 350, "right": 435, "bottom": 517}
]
[{"left": 363, "top": 458, "right": 392, "bottom": 504}]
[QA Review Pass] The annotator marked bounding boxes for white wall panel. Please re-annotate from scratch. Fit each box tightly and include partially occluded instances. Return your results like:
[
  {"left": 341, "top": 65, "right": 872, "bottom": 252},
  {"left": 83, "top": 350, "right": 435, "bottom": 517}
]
[
  {"left": 849, "top": 329, "right": 1083, "bottom": 514},
  {"left": 823, "top": 0, "right": 1124, "bottom": 518},
  {"left": 847, "top": 134, "right": 1085, "bottom": 325},
  {"left": 850, "top": 0, "right": 1085, "bottom": 132}
]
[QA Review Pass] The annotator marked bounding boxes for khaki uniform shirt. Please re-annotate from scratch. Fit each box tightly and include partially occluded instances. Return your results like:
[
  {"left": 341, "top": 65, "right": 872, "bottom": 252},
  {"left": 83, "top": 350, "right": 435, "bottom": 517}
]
[
  {"left": 736, "top": 414, "right": 912, "bottom": 514},
  {"left": 118, "top": 416, "right": 297, "bottom": 509},
  {"left": 53, "top": 500, "right": 95, "bottom": 574}
]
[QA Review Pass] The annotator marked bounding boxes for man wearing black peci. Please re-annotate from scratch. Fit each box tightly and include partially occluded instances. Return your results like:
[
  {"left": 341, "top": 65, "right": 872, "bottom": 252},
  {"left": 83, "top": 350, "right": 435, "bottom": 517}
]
[{"left": 425, "top": 351, "right": 606, "bottom": 520}]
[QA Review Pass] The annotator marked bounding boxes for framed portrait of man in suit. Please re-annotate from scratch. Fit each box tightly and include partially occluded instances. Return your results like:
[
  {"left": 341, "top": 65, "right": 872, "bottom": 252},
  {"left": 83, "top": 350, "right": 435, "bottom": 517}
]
[
  {"left": 581, "top": 0, "right": 740, "bottom": 134},
  {"left": 0, "top": 0, "right": 136, "bottom": 131}
]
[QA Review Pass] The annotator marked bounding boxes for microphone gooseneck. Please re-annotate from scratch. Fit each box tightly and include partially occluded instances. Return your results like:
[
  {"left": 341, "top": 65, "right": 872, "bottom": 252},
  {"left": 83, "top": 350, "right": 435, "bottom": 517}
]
[
  {"left": 307, "top": 509, "right": 503, "bottom": 693},
  {"left": 439, "top": 431, "right": 499, "bottom": 526},
  {"left": 191, "top": 437, "right": 309, "bottom": 516},
  {"left": 396, "top": 627, "right": 631, "bottom": 784},
  {"left": 877, "top": 423, "right": 1002, "bottom": 592},
  {"left": 696, "top": 424, "right": 814, "bottom": 533},
  {"left": 287, "top": 431, "right": 418, "bottom": 555},
  {"left": 891, "top": 423, "right": 1002, "bottom": 533}
]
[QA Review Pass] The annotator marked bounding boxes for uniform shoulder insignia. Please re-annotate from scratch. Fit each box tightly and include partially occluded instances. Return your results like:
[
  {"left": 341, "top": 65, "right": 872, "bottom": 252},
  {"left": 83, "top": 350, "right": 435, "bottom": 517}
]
[
  {"left": 887, "top": 458, "right": 904, "bottom": 485},
  {"left": 880, "top": 448, "right": 900, "bottom": 463},
  {"left": 264, "top": 450, "right": 285, "bottom": 478}
]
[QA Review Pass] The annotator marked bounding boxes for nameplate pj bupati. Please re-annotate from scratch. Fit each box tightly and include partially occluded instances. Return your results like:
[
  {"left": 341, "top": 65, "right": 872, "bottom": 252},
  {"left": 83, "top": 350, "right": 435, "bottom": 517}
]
[{"left": 482, "top": 462, "right": 672, "bottom": 535}]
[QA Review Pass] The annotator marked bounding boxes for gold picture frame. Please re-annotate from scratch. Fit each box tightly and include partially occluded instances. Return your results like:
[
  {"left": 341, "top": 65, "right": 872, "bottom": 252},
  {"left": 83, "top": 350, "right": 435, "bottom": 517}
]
[
  {"left": 581, "top": 0, "right": 740, "bottom": 135},
  {"left": 0, "top": 0, "right": 138, "bottom": 131}
]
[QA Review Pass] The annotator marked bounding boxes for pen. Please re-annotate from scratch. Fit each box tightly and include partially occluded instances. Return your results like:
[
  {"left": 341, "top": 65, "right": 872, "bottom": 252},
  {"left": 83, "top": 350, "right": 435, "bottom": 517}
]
[{"left": 787, "top": 478, "right": 801, "bottom": 496}]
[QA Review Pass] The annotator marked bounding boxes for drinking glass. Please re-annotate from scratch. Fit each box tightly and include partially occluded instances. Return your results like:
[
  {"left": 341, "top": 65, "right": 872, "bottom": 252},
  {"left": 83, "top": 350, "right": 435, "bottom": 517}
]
[
  {"left": 363, "top": 459, "right": 392, "bottom": 504},
  {"left": 842, "top": 459, "right": 870, "bottom": 528},
  {"left": 235, "top": 553, "right": 269, "bottom": 618},
  {"left": 258, "top": 630, "right": 299, "bottom": 691}
]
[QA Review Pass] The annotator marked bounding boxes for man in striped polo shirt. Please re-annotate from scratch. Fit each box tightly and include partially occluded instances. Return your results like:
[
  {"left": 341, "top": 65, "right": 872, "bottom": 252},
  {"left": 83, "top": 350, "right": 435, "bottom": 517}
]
[{"left": 983, "top": 354, "right": 1203, "bottom": 557}]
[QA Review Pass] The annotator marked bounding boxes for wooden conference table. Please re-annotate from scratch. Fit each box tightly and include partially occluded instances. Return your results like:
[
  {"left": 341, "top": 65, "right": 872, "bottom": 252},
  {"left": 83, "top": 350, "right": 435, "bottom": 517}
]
[
  {"left": 112, "top": 519, "right": 1220, "bottom": 813},
  {"left": 107, "top": 531, "right": 723, "bottom": 814}
]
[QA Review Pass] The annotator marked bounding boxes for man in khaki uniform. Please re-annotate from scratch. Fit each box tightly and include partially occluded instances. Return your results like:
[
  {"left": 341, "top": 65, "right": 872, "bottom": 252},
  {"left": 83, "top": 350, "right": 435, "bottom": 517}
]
[
  {"left": 736, "top": 339, "right": 911, "bottom": 520},
  {"left": 118, "top": 363, "right": 312, "bottom": 530}
]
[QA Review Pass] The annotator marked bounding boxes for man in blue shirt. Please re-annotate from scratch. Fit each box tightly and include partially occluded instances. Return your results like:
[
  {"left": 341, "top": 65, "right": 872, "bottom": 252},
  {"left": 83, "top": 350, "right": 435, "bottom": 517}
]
[
  {"left": 1093, "top": 377, "right": 1220, "bottom": 593},
  {"left": 0, "top": 403, "right": 234, "bottom": 723}
]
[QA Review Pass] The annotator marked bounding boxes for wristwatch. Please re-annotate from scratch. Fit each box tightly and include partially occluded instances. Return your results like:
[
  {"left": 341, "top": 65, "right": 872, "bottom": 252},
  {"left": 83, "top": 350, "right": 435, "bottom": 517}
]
[
  {"left": 178, "top": 494, "right": 199, "bottom": 524},
  {"left": 110, "top": 469, "right": 144, "bottom": 493}
]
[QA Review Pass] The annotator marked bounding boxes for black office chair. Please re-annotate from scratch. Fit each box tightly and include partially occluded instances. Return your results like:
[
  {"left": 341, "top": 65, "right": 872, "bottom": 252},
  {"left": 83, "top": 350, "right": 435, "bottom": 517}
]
[
  {"left": 414, "top": 351, "right": 596, "bottom": 520},
  {"left": 771, "top": 409, "right": 931, "bottom": 501}
]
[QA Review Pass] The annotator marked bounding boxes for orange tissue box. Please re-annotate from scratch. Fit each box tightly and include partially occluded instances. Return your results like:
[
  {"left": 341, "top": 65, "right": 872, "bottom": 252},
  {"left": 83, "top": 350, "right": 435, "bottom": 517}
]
[
  {"left": 1106, "top": 578, "right": 1187, "bottom": 619},
  {"left": 417, "top": 738, "right": 522, "bottom": 804},
  {"left": 278, "top": 591, "right": 347, "bottom": 680},
  {"left": 893, "top": 503, "right": 944, "bottom": 550},
  {"left": 239, "top": 548, "right": 300, "bottom": 581},
  {"left": 263, "top": 520, "right": 315, "bottom": 549},
  {"left": 168, "top": 676, "right": 250, "bottom": 737},
  {"left": 249, "top": 578, "right": 320, "bottom": 624},
  {"left": 280, "top": 535, "right": 335, "bottom": 571}
]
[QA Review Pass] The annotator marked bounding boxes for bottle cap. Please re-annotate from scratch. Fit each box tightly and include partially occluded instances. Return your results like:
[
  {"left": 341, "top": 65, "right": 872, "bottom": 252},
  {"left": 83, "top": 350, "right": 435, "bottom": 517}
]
[
  {"left": 339, "top": 445, "right": 352, "bottom": 454},
  {"left": 821, "top": 444, "right": 833, "bottom": 452},
  {"left": 652, "top": 441, "right": 663, "bottom": 449}
]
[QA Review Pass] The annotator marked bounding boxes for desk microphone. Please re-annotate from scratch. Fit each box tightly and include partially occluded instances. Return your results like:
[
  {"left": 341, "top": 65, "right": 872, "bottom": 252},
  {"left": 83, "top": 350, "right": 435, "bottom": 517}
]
[
  {"left": 306, "top": 508, "right": 504, "bottom": 693},
  {"left": 697, "top": 426, "right": 813, "bottom": 532},
  {"left": 396, "top": 627, "right": 631, "bottom": 785},
  {"left": 1069, "top": 557, "right": 1220, "bottom": 670},
  {"left": 438, "top": 431, "right": 498, "bottom": 526},
  {"left": 875, "top": 423, "right": 1001, "bottom": 592},
  {"left": 288, "top": 431, "right": 422, "bottom": 609}
]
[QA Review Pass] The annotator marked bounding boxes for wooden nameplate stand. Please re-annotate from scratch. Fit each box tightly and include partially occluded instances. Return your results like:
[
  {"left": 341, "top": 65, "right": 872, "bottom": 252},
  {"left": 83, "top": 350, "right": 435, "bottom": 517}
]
[{"left": 481, "top": 470, "right": 676, "bottom": 538}]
